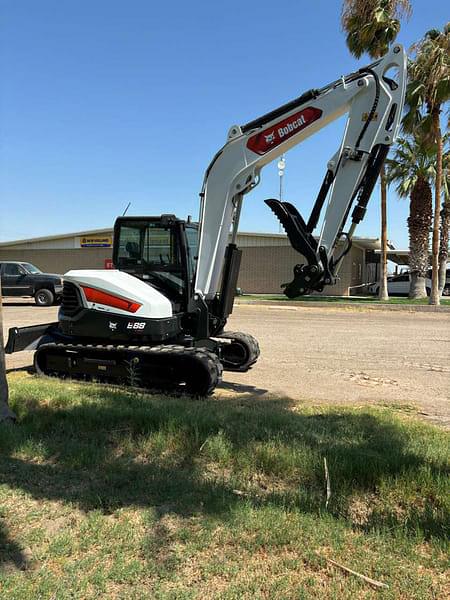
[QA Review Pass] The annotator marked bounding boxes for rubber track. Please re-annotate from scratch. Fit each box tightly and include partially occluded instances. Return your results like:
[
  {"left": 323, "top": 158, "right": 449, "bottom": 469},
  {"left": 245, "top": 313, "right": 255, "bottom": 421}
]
[
  {"left": 34, "top": 342, "right": 222, "bottom": 397},
  {"left": 216, "top": 331, "right": 260, "bottom": 371}
]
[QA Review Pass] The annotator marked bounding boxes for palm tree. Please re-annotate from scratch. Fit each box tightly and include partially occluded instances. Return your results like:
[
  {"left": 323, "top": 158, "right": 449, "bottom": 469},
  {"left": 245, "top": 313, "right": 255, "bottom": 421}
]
[
  {"left": 385, "top": 136, "right": 435, "bottom": 298},
  {"left": 438, "top": 159, "right": 449, "bottom": 294},
  {"left": 0, "top": 284, "right": 15, "bottom": 423},
  {"left": 403, "top": 24, "right": 450, "bottom": 305},
  {"left": 341, "top": 0, "right": 411, "bottom": 301}
]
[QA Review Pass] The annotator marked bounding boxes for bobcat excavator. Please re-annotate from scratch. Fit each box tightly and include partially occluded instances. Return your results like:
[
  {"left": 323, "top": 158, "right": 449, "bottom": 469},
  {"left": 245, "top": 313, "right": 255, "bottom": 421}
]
[{"left": 6, "top": 45, "right": 407, "bottom": 396}]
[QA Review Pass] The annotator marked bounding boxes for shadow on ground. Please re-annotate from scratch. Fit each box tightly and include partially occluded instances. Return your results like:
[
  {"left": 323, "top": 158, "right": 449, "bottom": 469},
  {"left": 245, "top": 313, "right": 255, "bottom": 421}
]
[
  {"left": 218, "top": 380, "right": 268, "bottom": 395},
  {"left": 2, "top": 302, "right": 40, "bottom": 307},
  {"left": 0, "top": 521, "right": 28, "bottom": 571},
  {"left": 0, "top": 381, "right": 448, "bottom": 569}
]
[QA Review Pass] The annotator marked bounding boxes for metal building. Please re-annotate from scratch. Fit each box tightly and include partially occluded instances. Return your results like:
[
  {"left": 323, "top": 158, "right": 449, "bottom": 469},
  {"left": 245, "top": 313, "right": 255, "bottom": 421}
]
[{"left": 0, "top": 228, "right": 381, "bottom": 296}]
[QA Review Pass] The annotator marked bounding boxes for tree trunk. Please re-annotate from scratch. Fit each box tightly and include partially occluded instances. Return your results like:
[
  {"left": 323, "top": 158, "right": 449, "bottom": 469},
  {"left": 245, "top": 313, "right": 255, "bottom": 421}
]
[
  {"left": 378, "top": 166, "right": 389, "bottom": 301},
  {"left": 438, "top": 198, "right": 449, "bottom": 294},
  {"left": 409, "top": 272, "right": 427, "bottom": 298},
  {"left": 0, "top": 283, "right": 15, "bottom": 423},
  {"left": 429, "top": 110, "right": 442, "bottom": 306},
  {"left": 408, "top": 176, "right": 432, "bottom": 299}
]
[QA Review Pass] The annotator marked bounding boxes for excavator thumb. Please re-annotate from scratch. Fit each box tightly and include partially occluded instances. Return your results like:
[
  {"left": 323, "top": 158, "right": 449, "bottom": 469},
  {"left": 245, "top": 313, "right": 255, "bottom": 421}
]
[
  {"left": 265, "top": 199, "right": 317, "bottom": 262},
  {"left": 264, "top": 199, "right": 336, "bottom": 297}
]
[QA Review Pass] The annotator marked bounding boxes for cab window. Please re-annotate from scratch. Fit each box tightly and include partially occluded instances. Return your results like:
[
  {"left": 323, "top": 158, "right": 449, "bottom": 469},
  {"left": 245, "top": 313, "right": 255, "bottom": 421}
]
[
  {"left": 4, "top": 264, "right": 24, "bottom": 276},
  {"left": 143, "top": 227, "right": 180, "bottom": 266},
  {"left": 116, "top": 222, "right": 181, "bottom": 269},
  {"left": 115, "top": 221, "right": 185, "bottom": 301},
  {"left": 185, "top": 226, "right": 198, "bottom": 279}
]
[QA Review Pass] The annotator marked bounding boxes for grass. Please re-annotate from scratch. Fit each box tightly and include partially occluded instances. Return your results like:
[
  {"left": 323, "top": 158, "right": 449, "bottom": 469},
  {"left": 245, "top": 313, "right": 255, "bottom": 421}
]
[
  {"left": 0, "top": 374, "right": 449, "bottom": 599},
  {"left": 240, "top": 294, "right": 450, "bottom": 306}
]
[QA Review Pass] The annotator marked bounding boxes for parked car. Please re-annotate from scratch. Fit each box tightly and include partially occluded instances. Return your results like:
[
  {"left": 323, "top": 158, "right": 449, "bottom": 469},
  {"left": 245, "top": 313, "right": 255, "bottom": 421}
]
[
  {"left": 369, "top": 269, "right": 450, "bottom": 296},
  {"left": 427, "top": 267, "right": 450, "bottom": 293},
  {"left": 0, "top": 261, "right": 63, "bottom": 306}
]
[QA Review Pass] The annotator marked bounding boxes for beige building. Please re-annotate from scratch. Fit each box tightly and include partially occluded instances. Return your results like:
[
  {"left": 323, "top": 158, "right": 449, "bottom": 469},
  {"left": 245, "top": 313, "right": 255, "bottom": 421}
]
[{"left": 0, "top": 228, "right": 381, "bottom": 296}]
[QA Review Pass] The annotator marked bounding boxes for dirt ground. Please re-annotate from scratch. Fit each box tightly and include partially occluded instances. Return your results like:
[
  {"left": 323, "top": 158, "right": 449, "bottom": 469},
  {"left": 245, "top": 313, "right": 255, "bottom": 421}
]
[{"left": 3, "top": 300, "right": 449, "bottom": 427}]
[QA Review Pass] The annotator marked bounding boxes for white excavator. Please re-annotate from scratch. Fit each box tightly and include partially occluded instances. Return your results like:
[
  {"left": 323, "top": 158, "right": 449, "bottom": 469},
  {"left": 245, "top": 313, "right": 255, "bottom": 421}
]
[{"left": 6, "top": 45, "right": 407, "bottom": 395}]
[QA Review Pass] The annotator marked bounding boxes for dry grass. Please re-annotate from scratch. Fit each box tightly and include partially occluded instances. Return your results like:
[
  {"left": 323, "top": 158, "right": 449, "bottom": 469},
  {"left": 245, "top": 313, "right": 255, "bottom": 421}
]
[{"left": 0, "top": 373, "right": 449, "bottom": 599}]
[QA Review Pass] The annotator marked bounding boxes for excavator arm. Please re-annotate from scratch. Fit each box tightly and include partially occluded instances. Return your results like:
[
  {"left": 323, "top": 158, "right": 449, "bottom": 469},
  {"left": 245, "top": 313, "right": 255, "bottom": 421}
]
[{"left": 194, "top": 44, "right": 407, "bottom": 300}]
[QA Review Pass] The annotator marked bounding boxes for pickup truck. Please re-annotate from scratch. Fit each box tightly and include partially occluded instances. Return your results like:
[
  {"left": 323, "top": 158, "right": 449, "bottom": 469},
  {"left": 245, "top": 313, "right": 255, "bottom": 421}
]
[{"left": 0, "top": 261, "right": 63, "bottom": 306}]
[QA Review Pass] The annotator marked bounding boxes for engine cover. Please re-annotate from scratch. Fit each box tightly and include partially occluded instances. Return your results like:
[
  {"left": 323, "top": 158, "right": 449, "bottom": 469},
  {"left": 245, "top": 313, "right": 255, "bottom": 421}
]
[
  {"left": 58, "top": 270, "right": 180, "bottom": 343},
  {"left": 63, "top": 270, "right": 173, "bottom": 319}
]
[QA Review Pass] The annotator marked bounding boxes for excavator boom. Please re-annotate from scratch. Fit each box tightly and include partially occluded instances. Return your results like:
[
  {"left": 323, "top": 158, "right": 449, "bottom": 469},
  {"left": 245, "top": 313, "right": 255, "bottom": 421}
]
[{"left": 195, "top": 44, "right": 407, "bottom": 299}]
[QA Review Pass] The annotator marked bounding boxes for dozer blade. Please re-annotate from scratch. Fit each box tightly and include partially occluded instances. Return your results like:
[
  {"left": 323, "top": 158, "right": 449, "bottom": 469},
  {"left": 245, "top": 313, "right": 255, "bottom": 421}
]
[{"left": 5, "top": 322, "right": 59, "bottom": 353}]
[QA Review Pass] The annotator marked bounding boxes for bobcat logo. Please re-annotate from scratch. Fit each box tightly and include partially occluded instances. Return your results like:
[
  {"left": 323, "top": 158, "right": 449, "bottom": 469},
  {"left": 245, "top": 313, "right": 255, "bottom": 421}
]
[
  {"left": 264, "top": 131, "right": 276, "bottom": 144},
  {"left": 109, "top": 321, "right": 118, "bottom": 331}
]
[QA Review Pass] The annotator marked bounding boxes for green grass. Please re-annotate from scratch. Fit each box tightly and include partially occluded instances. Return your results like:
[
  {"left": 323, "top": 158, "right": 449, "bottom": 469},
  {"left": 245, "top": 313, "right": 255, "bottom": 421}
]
[
  {"left": 240, "top": 294, "right": 450, "bottom": 305},
  {"left": 0, "top": 374, "right": 449, "bottom": 599}
]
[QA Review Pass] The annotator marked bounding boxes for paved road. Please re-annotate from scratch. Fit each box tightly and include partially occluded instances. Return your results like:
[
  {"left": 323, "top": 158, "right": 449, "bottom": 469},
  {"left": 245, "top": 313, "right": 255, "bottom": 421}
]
[{"left": 3, "top": 300, "right": 449, "bottom": 426}]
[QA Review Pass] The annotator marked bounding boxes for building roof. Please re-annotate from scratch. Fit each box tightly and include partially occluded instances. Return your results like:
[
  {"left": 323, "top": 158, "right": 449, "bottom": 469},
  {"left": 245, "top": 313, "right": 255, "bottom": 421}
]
[
  {"left": 373, "top": 249, "right": 410, "bottom": 265},
  {"left": 0, "top": 228, "right": 113, "bottom": 247}
]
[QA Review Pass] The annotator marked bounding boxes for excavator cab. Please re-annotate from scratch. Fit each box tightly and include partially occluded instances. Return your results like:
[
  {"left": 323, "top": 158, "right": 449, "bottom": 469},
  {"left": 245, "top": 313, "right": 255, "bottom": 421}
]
[{"left": 113, "top": 215, "right": 198, "bottom": 311}]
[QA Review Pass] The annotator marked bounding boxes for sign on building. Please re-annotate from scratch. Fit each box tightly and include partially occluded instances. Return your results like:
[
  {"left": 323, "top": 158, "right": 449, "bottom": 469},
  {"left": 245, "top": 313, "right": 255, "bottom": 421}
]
[{"left": 79, "top": 236, "right": 112, "bottom": 248}]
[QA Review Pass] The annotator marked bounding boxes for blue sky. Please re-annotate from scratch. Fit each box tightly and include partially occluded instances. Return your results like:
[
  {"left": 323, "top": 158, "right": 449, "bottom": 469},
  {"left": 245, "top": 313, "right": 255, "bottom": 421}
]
[{"left": 1, "top": 1, "right": 448, "bottom": 247}]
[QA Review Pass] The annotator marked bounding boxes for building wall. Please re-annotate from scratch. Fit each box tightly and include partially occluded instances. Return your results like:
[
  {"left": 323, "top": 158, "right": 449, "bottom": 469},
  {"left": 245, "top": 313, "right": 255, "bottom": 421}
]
[
  {"left": 235, "top": 233, "right": 290, "bottom": 247},
  {"left": 0, "top": 229, "right": 113, "bottom": 251},
  {"left": 237, "top": 244, "right": 364, "bottom": 295},
  {"left": 2, "top": 231, "right": 289, "bottom": 251},
  {"left": 0, "top": 243, "right": 366, "bottom": 296},
  {"left": 6, "top": 238, "right": 81, "bottom": 250},
  {"left": 342, "top": 244, "right": 365, "bottom": 294},
  {"left": 0, "top": 248, "right": 112, "bottom": 274}
]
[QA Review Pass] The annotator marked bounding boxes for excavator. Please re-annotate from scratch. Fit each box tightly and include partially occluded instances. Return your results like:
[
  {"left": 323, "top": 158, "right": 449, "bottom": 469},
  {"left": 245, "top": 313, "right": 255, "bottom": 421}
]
[{"left": 6, "top": 45, "right": 407, "bottom": 396}]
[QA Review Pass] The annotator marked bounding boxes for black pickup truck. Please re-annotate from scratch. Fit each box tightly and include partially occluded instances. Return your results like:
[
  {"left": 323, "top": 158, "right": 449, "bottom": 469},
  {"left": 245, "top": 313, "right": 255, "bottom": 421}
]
[{"left": 0, "top": 261, "right": 63, "bottom": 306}]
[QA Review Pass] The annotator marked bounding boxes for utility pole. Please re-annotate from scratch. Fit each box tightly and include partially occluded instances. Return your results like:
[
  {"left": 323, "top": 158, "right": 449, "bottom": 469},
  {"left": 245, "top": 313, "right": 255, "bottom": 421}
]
[{"left": 277, "top": 155, "right": 286, "bottom": 234}]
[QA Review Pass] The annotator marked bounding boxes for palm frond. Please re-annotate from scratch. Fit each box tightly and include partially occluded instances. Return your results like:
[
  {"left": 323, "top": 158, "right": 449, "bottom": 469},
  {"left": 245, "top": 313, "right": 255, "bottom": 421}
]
[
  {"left": 341, "top": 0, "right": 411, "bottom": 59},
  {"left": 385, "top": 133, "right": 439, "bottom": 199},
  {"left": 407, "top": 23, "right": 450, "bottom": 113}
]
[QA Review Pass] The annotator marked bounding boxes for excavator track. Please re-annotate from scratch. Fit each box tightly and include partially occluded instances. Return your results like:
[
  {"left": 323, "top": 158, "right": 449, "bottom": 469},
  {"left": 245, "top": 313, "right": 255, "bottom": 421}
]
[
  {"left": 34, "top": 342, "right": 222, "bottom": 397},
  {"left": 216, "top": 331, "right": 260, "bottom": 372}
]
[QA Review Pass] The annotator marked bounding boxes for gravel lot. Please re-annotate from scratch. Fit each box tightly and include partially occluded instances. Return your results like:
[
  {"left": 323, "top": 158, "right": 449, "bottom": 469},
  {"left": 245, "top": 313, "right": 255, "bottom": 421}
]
[{"left": 3, "top": 299, "right": 449, "bottom": 426}]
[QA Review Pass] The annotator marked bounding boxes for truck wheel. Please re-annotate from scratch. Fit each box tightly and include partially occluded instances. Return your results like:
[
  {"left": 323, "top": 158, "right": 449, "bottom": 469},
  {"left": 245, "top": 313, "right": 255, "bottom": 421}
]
[
  {"left": 35, "top": 289, "right": 54, "bottom": 307},
  {"left": 426, "top": 287, "right": 431, "bottom": 297}
]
